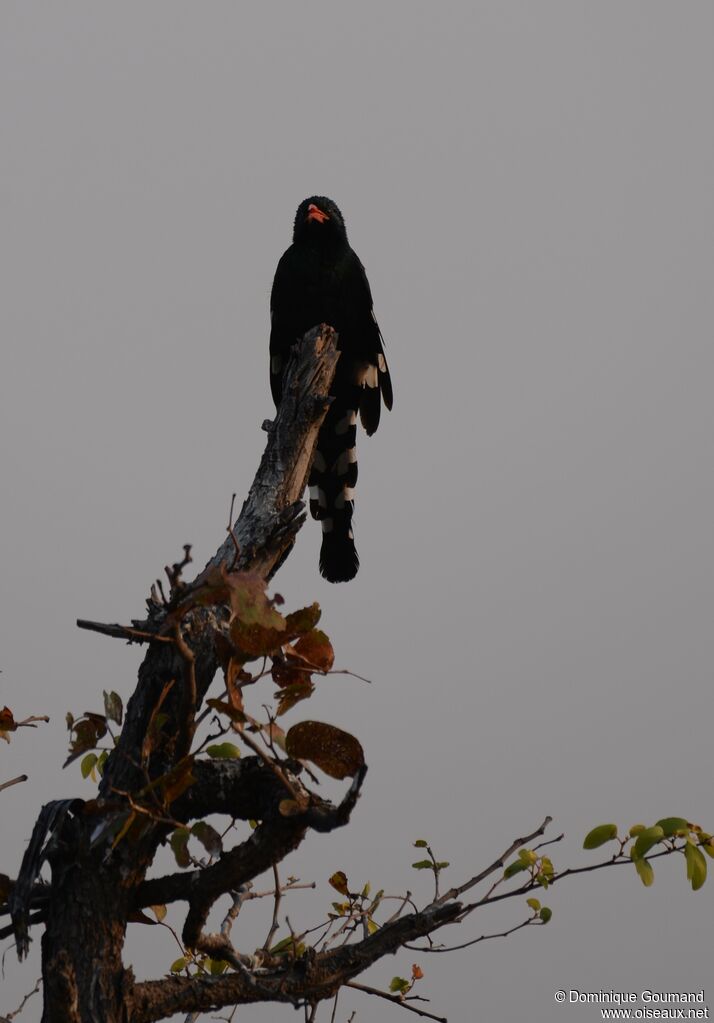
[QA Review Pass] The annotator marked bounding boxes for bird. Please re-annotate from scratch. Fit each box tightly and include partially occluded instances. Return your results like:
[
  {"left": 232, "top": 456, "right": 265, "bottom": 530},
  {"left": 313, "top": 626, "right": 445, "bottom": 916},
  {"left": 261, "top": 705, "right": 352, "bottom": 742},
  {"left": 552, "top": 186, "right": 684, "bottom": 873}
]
[{"left": 270, "top": 196, "right": 393, "bottom": 582}]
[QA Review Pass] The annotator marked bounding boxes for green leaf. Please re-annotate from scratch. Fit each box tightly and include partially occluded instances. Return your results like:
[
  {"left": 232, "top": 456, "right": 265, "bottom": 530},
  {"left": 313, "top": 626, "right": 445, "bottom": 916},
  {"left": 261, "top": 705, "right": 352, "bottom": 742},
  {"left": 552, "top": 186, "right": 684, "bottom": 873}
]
[
  {"left": 81, "top": 752, "right": 98, "bottom": 779},
  {"left": 629, "top": 823, "right": 646, "bottom": 837},
  {"left": 191, "top": 822, "right": 223, "bottom": 857},
  {"left": 685, "top": 841, "right": 707, "bottom": 891},
  {"left": 413, "top": 839, "right": 428, "bottom": 848},
  {"left": 633, "top": 826, "right": 665, "bottom": 860},
  {"left": 539, "top": 906, "right": 552, "bottom": 923},
  {"left": 361, "top": 882, "right": 371, "bottom": 897},
  {"left": 170, "top": 828, "right": 191, "bottom": 869},
  {"left": 103, "top": 690, "right": 123, "bottom": 726},
  {"left": 655, "top": 817, "right": 690, "bottom": 838},
  {"left": 435, "top": 861, "right": 450, "bottom": 870},
  {"left": 526, "top": 897, "right": 541, "bottom": 912},
  {"left": 412, "top": 860, "right": 433, "bottom": 870},
  {"left": 329, "top": 871, "right": 349, "bottom": 895},
  {"left": 367, "top": 917, "right": 379, "bottom": 934},
  {"left": 518, "top": 848, "right": 537, "bottom": 865},
  {"left": 170, "top": 957, "right": 187, "bottom": 973},
  {"left": 635, "top": 857, "right": 654, "bottom": 887},
  {"left": 504, "top": 861, "right": 527, "bottom": 879},
  {"left": 208, "top": 958, "right": 229, "bottom": 975},
  {"left": 96, "top": 750, "right": 109, "bottom": 776},
  {"left": 583, "top": 824, "right": 618, "bottom": 850},
  {"left": 205, "top": 742, "right": 241, "bottom": 759},
  {"left": 390, "top": 977, "right": 410, "bottom": 994}
]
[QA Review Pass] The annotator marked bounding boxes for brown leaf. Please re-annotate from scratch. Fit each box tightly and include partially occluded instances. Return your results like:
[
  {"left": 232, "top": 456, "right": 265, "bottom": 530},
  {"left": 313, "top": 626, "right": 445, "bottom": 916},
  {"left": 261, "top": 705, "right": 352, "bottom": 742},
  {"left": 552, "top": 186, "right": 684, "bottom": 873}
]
[
  {"left": 0, "top": 707, "right": 17, "bottom": 732},
  {"left": 412, "top": 964, "right": 424, "bottom": 980},
  {"left": 285, "top": 721, "right": 364, "bottom": 780},
  {"left": 276, "top": 683, "right": 315, "bottom": 716},
  {"left": 271, "top": 651, "right": 308, "bottom": 688},
  {"left": 225, "top": 658, "right": 247, "bottom": 716},
  {"left": 159, "top": 760, "right": 196, "bottom": 806},
  {"left": 329, "top": 870, "right": 349, "bottom": 895},
  {"left": 293, "top": 630, "right": 335, "bottom": 673},
  {"left": 206, "top": 698, "right": 247, "bottom": 725},
  {"left": 64, "top": 714, "right": 108, "bottom": 767},
  {"left": 128, "top": 909, "right": 158, "bottom": 925},
  {"left": 284, "top": 603, "right": 322, "bottom": 641}
]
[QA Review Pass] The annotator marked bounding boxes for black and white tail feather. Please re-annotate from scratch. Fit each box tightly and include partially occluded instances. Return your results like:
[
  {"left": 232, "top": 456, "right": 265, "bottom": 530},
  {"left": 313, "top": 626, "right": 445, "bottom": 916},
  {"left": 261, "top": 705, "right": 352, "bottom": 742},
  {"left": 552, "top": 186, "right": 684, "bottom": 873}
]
[{"left": 269, "top": 196, "right": 393, "bottom": 583}]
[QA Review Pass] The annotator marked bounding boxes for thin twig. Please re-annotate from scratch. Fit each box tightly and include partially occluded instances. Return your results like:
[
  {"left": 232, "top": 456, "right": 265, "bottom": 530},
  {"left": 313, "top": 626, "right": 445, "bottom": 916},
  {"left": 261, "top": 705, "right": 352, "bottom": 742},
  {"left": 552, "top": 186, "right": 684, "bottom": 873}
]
[
  {"left": 407, "top": 915, "right": 535, "bottom": 953},
  {"left": 346, "top": 982, "right": 447, "bottom": 1023},
  {"left": 0, "top": 776, "right": 27, "bottom": 794},
  {"left": 434, "top": 815, "right": 552, "bottom": 906},
  {"left": 263, "top": 864, "right": 283, "bottom": 950},
  {"left": 2, "top": 976, "right": 41, "bottom": 1020}
]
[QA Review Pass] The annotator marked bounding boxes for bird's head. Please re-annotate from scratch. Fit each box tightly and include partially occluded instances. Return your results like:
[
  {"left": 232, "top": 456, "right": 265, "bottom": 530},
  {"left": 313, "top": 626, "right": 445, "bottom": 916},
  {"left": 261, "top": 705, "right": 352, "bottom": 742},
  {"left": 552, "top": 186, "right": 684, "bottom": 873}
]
[{"left": 293, "top": 196, "right": 348, "bottom": 245}]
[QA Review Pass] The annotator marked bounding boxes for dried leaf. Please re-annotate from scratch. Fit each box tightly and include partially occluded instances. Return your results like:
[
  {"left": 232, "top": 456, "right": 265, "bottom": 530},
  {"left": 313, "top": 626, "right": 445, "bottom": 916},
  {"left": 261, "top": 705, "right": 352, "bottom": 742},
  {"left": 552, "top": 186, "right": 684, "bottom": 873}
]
[
  {"left": 276, "top": 682, "right": 315, "bottom": 716},
  {"left": 284, "top": 603, "right": 322, "bottom": 641},
  {"left": 285, "top": 721, "right": 364, "bottom": 780},
  {"left": 329, "top": 871, "right": 349, "bottom": 895},
  {"left": 103, "top": 690, "right": 123, "bottom": 726},
  {"left": 293, "top": 630, "right": 334, "bottom": 672}
]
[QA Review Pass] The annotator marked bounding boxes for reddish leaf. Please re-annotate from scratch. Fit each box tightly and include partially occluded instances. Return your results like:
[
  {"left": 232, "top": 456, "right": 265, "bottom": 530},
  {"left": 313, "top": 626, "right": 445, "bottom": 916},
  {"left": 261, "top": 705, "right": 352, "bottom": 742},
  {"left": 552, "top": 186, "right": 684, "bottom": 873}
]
[
  {"left": 0, "top": 707, "right": 17, "bottom": 732},
  {"left": 271, "top": 652, "right": 308, "bottom": 688},
  {"left": 276, "top": 683, "right": 315, "bottom": 716},
  {"left": 293, "top": 630, "right": 335, "bottom": 673},
  {"left": 285, "top": 721, "right": 364, "bottom": 779}
]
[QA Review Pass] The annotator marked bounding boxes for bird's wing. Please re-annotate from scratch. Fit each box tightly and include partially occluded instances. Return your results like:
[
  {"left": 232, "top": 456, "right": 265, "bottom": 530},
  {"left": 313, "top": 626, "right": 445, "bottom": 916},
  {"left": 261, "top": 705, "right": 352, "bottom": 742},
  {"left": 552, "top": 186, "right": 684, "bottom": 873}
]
[
  {"left": 269, "top": 249, "right": 293, "bottom": 406},
  {"left": 344, "top": 253, "right": 393, "bottom": 437}
]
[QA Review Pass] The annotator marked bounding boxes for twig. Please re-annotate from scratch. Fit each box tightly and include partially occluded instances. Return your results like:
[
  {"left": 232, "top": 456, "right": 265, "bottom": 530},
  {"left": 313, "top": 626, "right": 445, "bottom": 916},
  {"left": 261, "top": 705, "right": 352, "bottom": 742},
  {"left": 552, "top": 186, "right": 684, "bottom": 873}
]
[
  {"left": 434, "top": 815, "right": 552, "bottom": 906},
  {"left": 1, "top": 976, "right": 41, "bottom": 1020},
  {"left": 220, "top": 885, "right": 253, "bottom": 941},
  {"left": 76, "top": 619, "right": 172, "bottom": 644},
  {"left": 263, "top": 864, "right": 282, "bottom": 950},
  {"left": 407, "top": 915, "right": 535, "bottom": 953},
  {"left": 346, "top": 982, "right": 447, "bottom": 1023},
  {"left": 0, "top": 776, "right": 27, "bottom": 794},
  {"left": 330, "top": 990, "right": 340, "bottom": 1023}
]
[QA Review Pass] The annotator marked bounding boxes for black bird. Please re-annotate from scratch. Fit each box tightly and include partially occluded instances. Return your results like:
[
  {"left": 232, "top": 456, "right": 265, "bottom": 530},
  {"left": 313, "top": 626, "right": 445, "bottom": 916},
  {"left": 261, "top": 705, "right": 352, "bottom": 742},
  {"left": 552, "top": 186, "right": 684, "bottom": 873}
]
[{"left": 270, "top": 197, "right": 393, "bottom": 582}]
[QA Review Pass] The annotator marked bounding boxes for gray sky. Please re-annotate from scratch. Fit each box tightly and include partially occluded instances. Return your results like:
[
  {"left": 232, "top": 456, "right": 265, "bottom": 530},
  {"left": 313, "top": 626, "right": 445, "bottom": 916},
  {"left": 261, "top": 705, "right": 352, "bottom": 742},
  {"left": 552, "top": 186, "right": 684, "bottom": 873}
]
[{"left": 1, "top": 3, "right": 713, "bottom": 1021}]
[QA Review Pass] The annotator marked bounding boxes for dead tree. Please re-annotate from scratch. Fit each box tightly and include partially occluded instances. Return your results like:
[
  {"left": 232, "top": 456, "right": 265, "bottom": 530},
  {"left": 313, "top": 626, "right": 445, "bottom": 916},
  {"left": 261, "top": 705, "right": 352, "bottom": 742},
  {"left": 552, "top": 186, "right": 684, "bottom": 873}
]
[{"left": 2, "top": 326, "right": 710, "bottom": 1023}]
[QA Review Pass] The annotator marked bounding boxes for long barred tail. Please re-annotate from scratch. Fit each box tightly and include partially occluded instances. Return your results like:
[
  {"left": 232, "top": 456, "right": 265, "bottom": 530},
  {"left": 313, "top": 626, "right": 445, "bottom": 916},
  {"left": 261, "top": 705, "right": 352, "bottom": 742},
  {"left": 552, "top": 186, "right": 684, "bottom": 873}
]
[{"left": 309, "top": 388, "right": 360, "bottom": 583}]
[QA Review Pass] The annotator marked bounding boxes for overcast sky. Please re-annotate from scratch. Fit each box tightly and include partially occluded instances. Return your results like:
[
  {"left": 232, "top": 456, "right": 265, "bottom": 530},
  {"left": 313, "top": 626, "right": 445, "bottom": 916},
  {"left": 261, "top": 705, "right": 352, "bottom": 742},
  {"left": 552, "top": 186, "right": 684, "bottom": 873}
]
[{"left": 1, "top": 3, "right": 713, "bottom": 1021}]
